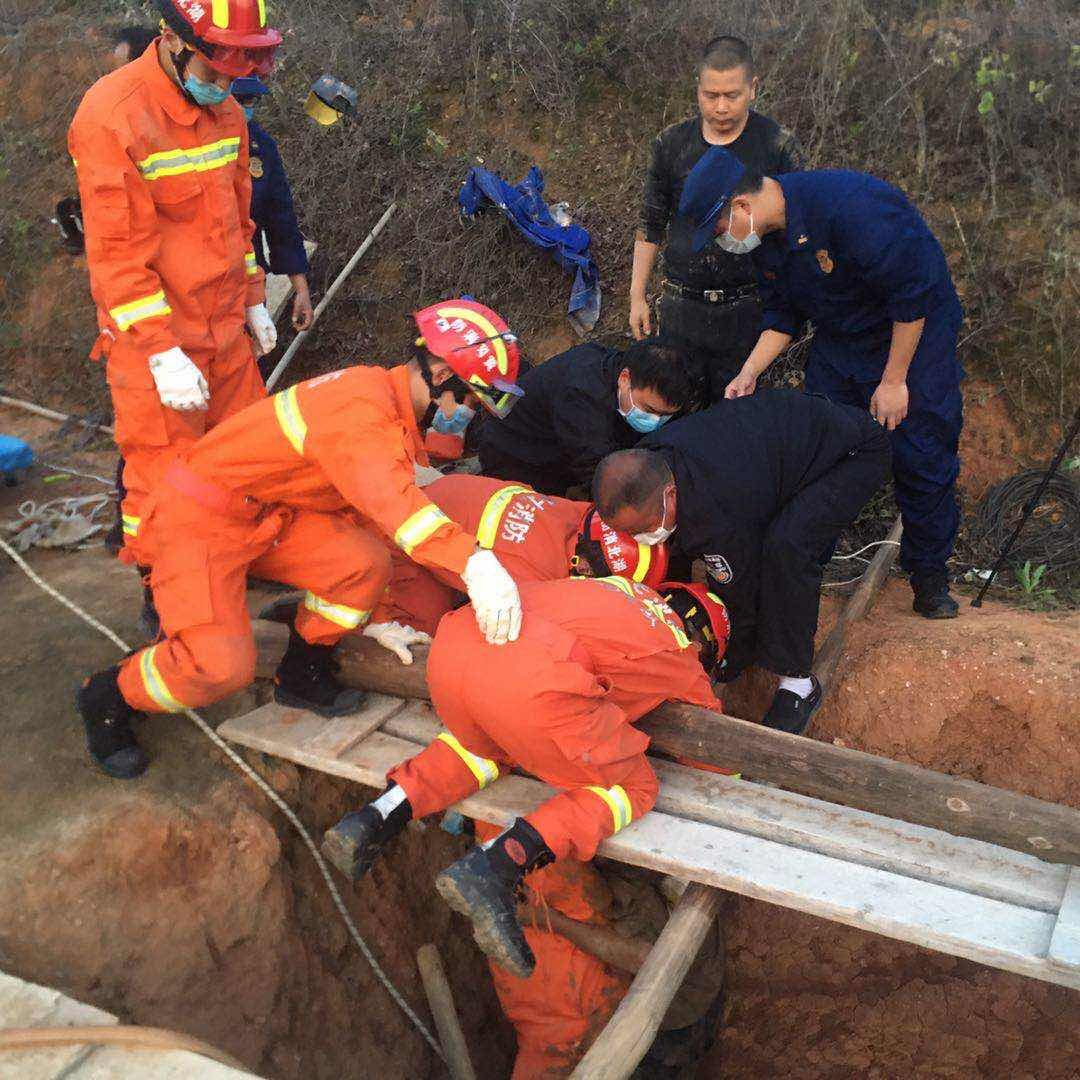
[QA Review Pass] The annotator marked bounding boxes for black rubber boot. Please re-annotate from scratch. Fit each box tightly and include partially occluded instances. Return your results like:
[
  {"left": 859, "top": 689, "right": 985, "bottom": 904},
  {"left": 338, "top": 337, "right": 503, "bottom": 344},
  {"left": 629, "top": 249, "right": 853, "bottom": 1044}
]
[
  {"left": 76, "top": 667, "right": 149, "bottom": 780},
  {"left": 911, "top": 571, "right": 959, "bottom": 619},
  {"left": 274, "top": 626, "right": 366, "bottom": 717},
  {"left": 136, "top": 565, "right": 160, "bottom": 640},
  {"left": 435, "top": 817, "right": 554, "bottom": 979},
  {"left": 762, "top": 675, "right": 823, "bottom": 736},
  {"left": 322, "top": 791, "right": 413, "bottom": 881}
]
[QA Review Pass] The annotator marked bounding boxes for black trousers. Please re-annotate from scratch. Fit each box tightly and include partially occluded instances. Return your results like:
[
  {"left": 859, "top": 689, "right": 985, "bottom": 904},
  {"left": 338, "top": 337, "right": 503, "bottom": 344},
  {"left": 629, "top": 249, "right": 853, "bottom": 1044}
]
[
  {"left": 657, "top": 291, "right": 763, "bottom": 404},
  {"left": 717, "top": 422, "right": 893, "bottom": 678}
]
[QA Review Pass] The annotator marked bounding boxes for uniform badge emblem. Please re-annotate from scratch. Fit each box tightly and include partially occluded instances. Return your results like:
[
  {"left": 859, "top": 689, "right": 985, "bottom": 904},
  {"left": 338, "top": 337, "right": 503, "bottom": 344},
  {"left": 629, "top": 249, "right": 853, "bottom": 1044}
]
[
  {"left": 815, "top": 248, "right": 834, "bottom": 274},
  {"left": 796, "top": 234, "right": 809, "bottom": 246},
  {"left": 763, "top": 270, "right": 777, "bottom": 280},
  {"left": 249, "top": 156, "right": 264, "bottom": 179},
  {"left": 703, "top": 554, "right": 733, "bottom": 584}
]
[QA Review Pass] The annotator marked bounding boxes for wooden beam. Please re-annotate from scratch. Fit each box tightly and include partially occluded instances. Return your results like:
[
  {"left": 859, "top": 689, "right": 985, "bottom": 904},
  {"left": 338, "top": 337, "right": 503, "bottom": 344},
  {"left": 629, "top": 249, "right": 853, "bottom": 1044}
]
[
  {"left": 813, "top": 516, "right": 902, "bottom": 692},
  {"left": 250, "top": 620, "right": 1080, "bottom": 865},
  {"left": 416, "top": 944, "right": 477, "bottom": 1080},
  {"left": 519, "top": 905, "right": 652, "bottom": 976},
  {"left": 569, "top": 885, "right": 723, "bottom": 1080}
]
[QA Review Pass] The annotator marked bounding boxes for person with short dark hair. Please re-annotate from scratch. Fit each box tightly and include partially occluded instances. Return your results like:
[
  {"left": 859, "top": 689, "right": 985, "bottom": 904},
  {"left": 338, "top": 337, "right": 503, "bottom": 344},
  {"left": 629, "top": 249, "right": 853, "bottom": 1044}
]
[
  {"left": 681, "top": 147, "right": 965, "bottom": 618},
  {"left": 108, "top": 26, "right": 158, "bottom": 69},
  {"left": 630, "top": 34, "right": 803, "bottom": 400},
  {"left": 477, "top": 338, "right": 699, "bottom": 496},
  {"left": 594, "top": 389, "right": 892, "bottom": 734}
]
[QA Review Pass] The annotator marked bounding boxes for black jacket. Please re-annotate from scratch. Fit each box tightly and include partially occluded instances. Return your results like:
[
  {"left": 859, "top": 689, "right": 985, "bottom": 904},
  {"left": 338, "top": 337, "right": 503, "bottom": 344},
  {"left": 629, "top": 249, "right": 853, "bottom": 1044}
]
[
  {"left": 643, "top": 390, "right": 878, "bottom": 666},
  {"left": 478, "top": 343, "right": 643, "bottom": 490}
]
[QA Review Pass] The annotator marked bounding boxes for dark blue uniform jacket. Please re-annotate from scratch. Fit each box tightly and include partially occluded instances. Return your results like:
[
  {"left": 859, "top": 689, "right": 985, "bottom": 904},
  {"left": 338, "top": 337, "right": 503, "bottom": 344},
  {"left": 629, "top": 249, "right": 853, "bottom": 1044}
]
[{"left": 248, "top": 120, "right": 309, "bottom": 276}]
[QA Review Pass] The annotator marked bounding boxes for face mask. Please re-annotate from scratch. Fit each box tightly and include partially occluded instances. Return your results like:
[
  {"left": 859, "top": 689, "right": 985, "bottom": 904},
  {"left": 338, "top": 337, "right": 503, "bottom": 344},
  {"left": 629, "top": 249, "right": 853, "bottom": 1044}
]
[
  {"left": 634, "top": 495, "right": 674, "bottom": 546},
  {"left": 716, "top": 208, "right": 761, "bottom": 255},
  {"left": 242, "top": 104, "right": 255, "bottom": 121},
  {"left": 619, "top": 386, "right": 672, "bottom": 434},
  {"left": 184, "top": 74, "right": 231, "bottom": 107}
]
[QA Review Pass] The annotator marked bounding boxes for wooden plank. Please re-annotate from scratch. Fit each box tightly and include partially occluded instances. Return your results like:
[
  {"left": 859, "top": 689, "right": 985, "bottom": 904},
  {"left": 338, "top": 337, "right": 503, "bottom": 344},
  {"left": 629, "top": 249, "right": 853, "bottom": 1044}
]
[
  {"left": 250, "top": 619, "right": 1080, "bottom": 865},
  {"left": 416, "top": 944, "right": 477, "bottom": 1080},
  {"left": 217, "top": 704, "right": 1080, "bottom": 991},
  {"left": 570, "top": 884, "right": 723, "bottom": 1080},
  {"left": 302, "top": 696, "right": 406, "bottom": 758},
  {"left": 1049, "top": 867, "right": 1080, "bottom": 971},
  {"left": 379, "top": 706, "right": 1068, "bottom": 914}
]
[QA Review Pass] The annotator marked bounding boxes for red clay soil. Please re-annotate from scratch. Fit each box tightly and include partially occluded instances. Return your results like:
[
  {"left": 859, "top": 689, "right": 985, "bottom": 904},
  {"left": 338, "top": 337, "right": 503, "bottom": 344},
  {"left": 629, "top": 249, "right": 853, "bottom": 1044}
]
[{"left": 706, "top": 583, "right": 1080, "bottom": 1080}]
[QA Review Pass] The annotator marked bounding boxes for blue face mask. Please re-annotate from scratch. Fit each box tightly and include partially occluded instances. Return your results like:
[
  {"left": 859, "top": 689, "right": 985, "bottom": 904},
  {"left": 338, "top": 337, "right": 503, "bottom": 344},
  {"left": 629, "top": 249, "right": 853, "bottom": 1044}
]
[
  {"left": 184, "top": 75, "right": 231, "bottom": 107},
  {"left": 242, "top": 104, "right": 255, "bottom": 121},
  {"left": 619, "top": 386, "right": 672, "bottom": 434}
]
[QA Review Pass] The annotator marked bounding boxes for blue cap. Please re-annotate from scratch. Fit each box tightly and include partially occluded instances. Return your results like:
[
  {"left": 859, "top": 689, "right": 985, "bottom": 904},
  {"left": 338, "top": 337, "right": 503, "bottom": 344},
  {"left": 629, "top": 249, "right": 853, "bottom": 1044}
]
[
  {"left": 678, "top": 146, "right": 746, "bottom": 252},
  {"left": 231, "top": 76, "right": 270, "bottom": 98}
]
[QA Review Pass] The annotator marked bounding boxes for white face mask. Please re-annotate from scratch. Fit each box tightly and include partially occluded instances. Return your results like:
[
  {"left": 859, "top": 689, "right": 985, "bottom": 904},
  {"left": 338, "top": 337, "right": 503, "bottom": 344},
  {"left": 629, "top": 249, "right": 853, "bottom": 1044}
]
[
  {"left": 634, "top": 494, "right": 674, "bottom": 546},
  {"left": 715, "top": 208, "right": 761, "bottom": 255}
]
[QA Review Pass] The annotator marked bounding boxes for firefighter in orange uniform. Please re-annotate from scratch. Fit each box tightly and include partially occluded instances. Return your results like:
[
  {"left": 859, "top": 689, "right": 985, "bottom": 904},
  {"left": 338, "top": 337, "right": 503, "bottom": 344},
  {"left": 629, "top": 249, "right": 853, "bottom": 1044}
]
[
  {"left": 76, "top": 300, "right": 526, "bottom": 781},
  {"left": 367, "top": 473, "right": 670, "bottom": 651},
  {"left": 323, "top": 577, "right": 730, "bottom": 979},
  {"left": 68, "top": 0, "right": 282, "bottom": 580}
]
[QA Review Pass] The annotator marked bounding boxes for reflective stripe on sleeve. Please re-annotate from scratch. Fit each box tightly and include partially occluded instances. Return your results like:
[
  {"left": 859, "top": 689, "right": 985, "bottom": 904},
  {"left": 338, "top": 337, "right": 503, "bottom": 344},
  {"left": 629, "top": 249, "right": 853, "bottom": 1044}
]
[
  {"left": 303, "top": 592, "right": 369, "bottom": 630},
  {"left": 586, "top": 784, "right": 634, "bottom": 833},
  {"left": 109, "top": 290, "right": 172, "bottom": 332},
  {"left": 139, "top": 645, "right": 186, "bottom": 712},
  {"left": 436, "top": 732, "right": 500, "bottom": 788},
  {"left": 137, "top": 137, "right": 241, "bottom": 181},
  {"left": 273, "top": 386, "right": 307, "bottom": 455},
  {"left": 475, "top": 484, "right": 533, "bottom": 549},
  {"left": 121, "top": 514, "right": 140, "bottom": 538},
  {"left": 394, "top": 504, "right": 452, "bottom": 555},
  {"left": 244, "top": 251, "right": 258, "bottom": 276}
]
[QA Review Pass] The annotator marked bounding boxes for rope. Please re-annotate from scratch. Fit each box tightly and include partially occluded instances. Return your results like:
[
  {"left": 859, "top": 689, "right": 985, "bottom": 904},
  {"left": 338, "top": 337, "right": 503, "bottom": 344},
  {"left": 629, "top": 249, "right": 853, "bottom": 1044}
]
[
  {"left": 829, "top": 539, "right": 901, "bottom": 562},
  {"left": 0, "top": 538, "right": 445, "bottom": 1062},
  {"left": 967, "top": 468, "right": 1080, "bottom": 584}
]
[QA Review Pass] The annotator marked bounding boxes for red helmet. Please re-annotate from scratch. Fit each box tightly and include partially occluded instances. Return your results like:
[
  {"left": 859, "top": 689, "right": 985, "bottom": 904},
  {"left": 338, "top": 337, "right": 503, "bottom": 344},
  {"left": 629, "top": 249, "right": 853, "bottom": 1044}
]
[
  {"left": 413, "top": 299, "right": 524, "bottom": 418},
  {"left": 156, "top": 0, "right": 282, "bottom": 77},
  {"left": 659, "top": 582, "right": 731, "bottom": 673},
  {"left": 572, "top": 508, "right": 669, "bottom": 588}
]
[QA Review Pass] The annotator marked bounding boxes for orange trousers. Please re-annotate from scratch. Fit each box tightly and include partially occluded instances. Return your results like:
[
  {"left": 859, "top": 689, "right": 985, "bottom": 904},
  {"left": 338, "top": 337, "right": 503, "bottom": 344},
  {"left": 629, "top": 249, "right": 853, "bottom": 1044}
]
[
  {"left": 104, "top": 333, "right": 264, "bottom": 565},
  {"left": 117, "top": 490, "right": 391, "bottom": 714},
  {"left": 473, "top": 820, "right": 628, "bottom": 1079},
  {"left": 373, "top": 549, "right": 459, "bottom": 636},
  {"left": 389, "top": 631, "right": 659, "bottom": 861}
]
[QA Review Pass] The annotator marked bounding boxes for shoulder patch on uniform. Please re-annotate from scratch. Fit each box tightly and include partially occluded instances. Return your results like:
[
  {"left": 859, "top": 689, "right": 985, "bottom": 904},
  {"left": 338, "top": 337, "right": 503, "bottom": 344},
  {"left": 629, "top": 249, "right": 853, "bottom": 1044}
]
[
  {"left": 815, "top": 248, "right": 834, "bottom": 273},
  {"left": 249, "top": 156, "right": 264, "bottom": 178},
  {"left": 703, "top": 554, "right": 733, "bottom": 584}
]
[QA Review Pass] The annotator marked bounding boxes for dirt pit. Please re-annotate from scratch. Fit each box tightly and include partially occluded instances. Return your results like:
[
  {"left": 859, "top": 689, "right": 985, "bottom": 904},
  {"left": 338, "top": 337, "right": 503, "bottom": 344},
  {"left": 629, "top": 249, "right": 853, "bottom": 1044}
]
[{"left": 1, "top": 428, "right": 1079, "bottom": 1077}]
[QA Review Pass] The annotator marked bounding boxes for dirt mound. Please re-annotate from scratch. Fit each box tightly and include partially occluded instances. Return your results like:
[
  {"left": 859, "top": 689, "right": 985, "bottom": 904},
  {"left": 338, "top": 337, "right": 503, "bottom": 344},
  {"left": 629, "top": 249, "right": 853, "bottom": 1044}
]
[{"left": 710, "top": 582, "right": 1080, "bottom": 1079}]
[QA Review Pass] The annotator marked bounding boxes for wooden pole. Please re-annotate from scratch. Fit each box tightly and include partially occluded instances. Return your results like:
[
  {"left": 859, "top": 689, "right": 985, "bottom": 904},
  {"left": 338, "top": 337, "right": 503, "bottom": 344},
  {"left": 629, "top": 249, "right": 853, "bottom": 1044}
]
[
  {"left": 251, "top": 617, "right": 1080, "bottom": 864},
  {"left": 518, "top": 905, "right": 652, "bottom": 976},
  {"left": 813, "top": 516, "right": 903, "bottom": 693},
  {"left": 265, "top": 202, "right": 397, "bottom": 391},
  {"left": 569, "top": 884, "right": 722, "bottom": 1080},
  {"left": 416, "top": 943, "right": 477, "bottom": 1080}
]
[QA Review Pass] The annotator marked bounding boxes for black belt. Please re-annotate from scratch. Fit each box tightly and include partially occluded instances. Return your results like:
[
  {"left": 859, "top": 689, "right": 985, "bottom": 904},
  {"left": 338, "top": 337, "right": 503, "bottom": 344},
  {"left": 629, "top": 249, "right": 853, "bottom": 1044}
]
[{"left": 662, "top": 280, "right": 758, "bottom": 305}]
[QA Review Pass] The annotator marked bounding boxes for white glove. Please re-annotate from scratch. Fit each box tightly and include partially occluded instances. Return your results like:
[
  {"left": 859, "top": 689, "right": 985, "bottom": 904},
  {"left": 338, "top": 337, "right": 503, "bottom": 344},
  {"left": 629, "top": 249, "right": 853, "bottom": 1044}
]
[
  {"left": 148, "top": 346, "right": 209, "bottom": 411},
  {"left": 461, "top": 549, "right": 522, "bottom": 645},
  {"left": 246, "top": 303, "right": 278, "bottom": 357},
  {"left": 362, "top": 621, "right": 432, "bottom": 665}
]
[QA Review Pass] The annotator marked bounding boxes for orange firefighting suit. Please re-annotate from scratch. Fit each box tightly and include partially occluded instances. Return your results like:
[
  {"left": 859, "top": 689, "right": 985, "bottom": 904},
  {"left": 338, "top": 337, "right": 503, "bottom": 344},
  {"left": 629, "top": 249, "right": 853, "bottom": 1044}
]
[
  {"left": 375, "top": 475, "right": 591, "bottom": 634},
  {"left": 68, "top": 40, "right": 266, "bottom": 563},
  {"left": 115, "top": 365, "right": 479, "bottom": 714},
  {"left": 375, "top": 474, "right": 666, "bottom": 634},
  {"left": 389, "top": 576, "right": 720, "bottom": 861},
  {"left": 473, "top": 821, "right": 724, "bottom": 1079}
]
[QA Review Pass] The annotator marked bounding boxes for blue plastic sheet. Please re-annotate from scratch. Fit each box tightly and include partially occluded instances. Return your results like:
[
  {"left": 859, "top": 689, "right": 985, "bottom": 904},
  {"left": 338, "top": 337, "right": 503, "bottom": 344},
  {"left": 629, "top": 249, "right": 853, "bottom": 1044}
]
[
  {"left": 459, "top": 165, "right": 601, "bottom": 333},
  {"left": 0, "top": 435, "right": 33, "bottom": 479}
]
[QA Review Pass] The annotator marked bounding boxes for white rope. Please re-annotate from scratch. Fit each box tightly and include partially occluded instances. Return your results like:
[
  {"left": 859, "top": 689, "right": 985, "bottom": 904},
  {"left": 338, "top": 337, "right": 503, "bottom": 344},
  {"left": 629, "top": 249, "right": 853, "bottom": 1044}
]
[
  {"left": 0, "top": 538, "right": 444, "bottom": 1062},
  {"left": 42, "top": 462, "right": 117, "bottom": 486},
  {"left": 829, "top": 539, "right": 901, "bottom": 561}
]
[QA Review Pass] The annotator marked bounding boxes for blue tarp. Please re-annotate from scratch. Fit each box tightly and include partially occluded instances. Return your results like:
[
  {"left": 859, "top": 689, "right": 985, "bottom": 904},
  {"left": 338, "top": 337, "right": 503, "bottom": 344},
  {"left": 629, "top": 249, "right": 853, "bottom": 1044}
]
[
  {"left": 0, "top": 435, "right": 33, "bottom": 479},
  {"left": 458, "top": 165, "right": 601, "bottom": 333}
]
